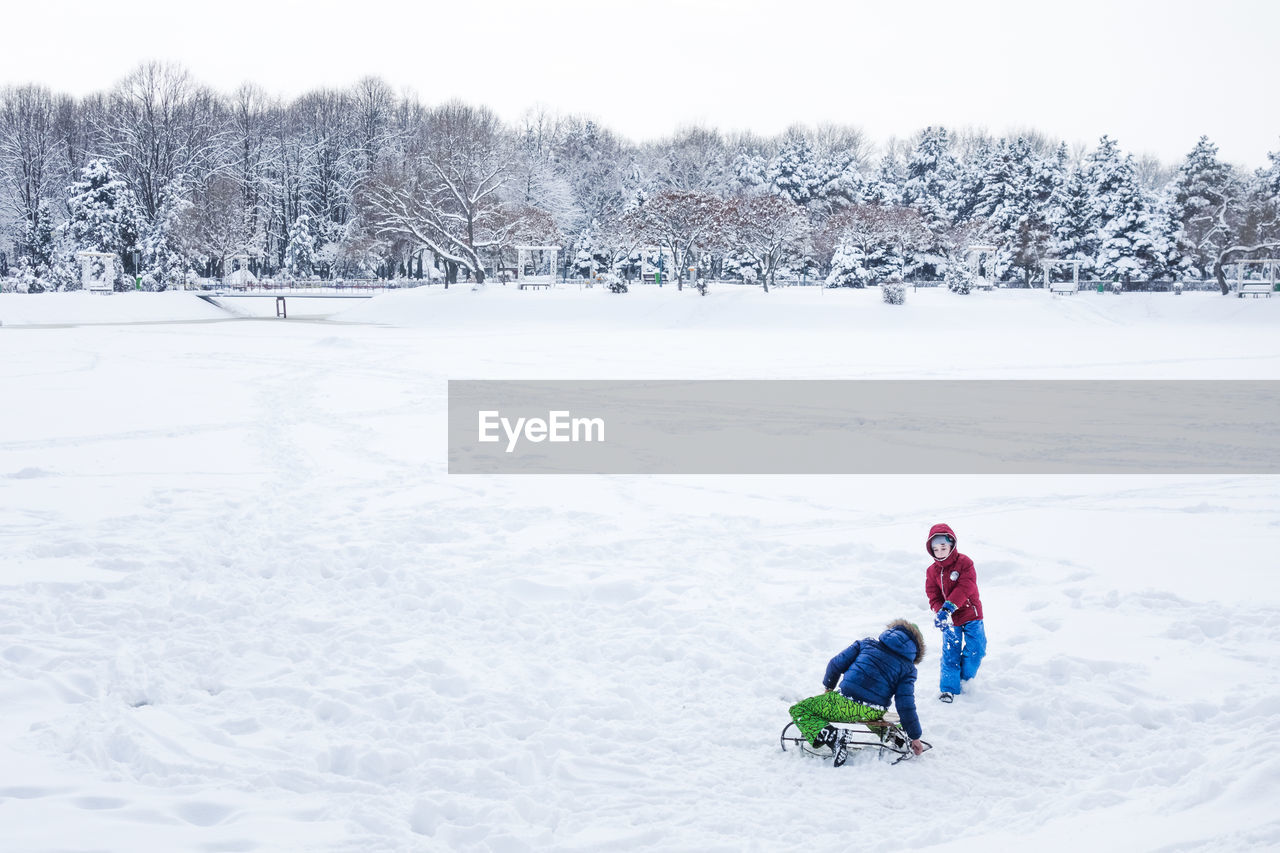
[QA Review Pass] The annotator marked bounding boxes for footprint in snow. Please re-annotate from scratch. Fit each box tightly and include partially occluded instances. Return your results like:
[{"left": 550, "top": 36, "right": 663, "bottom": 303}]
[
  {"left": 174, "top": 801, "right": 236, "bottom": 826},
  {"left": 71, "top": 796, "right": 127, "bottom": 810}
]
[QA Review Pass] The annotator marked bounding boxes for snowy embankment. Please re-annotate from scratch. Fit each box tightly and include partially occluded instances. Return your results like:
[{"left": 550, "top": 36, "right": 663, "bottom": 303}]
[
  {"left": 1, "top": 284, "right": 1278, "bottom": 852},
  {"left": 0, "top": 291, "right": 231, "bottom": 326}
]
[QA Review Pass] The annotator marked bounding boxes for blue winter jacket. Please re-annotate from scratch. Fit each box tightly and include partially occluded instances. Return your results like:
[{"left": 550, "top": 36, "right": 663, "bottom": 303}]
[{"left": 823, "top": 625, "right": 923, "bottom": 740}]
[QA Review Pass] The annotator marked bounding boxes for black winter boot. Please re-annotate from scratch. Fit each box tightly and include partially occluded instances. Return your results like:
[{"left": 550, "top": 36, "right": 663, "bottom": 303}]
[
  {"left": 812, "top": 725, "right": 839, "bottom": 750},
  {"left": 832, "top": 735, "right": 851, "bottom": 767}
]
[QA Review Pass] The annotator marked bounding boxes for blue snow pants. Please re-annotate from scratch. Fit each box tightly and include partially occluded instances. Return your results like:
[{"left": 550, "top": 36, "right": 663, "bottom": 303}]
[{"left": 940, "top": 619, "right": 987, "bottom": 694}]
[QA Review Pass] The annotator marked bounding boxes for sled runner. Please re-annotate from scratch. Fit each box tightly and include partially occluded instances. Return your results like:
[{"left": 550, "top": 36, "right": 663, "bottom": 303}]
[{"left": 780, "top": 717, "right": 932, "bottom": 766}]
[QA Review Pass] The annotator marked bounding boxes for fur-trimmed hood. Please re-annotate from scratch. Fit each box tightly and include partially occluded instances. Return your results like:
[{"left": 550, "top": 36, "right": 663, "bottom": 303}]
[{"left": 882, "top": 618, "right": 927, "bottom": 665}]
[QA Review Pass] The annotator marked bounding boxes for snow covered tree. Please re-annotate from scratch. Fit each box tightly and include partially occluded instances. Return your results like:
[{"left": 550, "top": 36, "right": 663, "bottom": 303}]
[
  {"left": 102, "top": 63, "right": 222, "bottom": 225},
  {"left": 511, "top": 108, "right": 579, "bottom": 235},
  {"left": 21, "top": 199, "right": 56, "bottom": 278},
  {"left": 950, "top": 140, "right": 992, "bottom": 224},
  {"left": 1093, "top": 153, "right": 1147, "bottom": 286},
  {"left": 620, "top": 189, "right": 722, "bottom": 289},
  {"left": 733, "top": 144, "right": 769, "bottom": 194},
  {"left": 0, "top": 85, "right": 66, "bottom": 281},
  {"left": 767, "top": 134, "right": 823, "bottom": 208},
  {"left": 174, "top": 175, "right": 255, "bottom": 279},
  {"left": 350, "top": 76, "right": 396, "bottom": 180},
  {"left": 138, "top": 196, "right": 187, "bottom": 289},
  {"left": 648, "top": 126, "right": 734, "bottom": 196},
  {"left": 826, "top": 237, "right": 869, "bottom": 287},
  {"left": 65, "top": 159, "right": 140, "bottom": 289},
  {"left": 586, "top": 215, "right": 643, "bottom": 280},
  {"left": 1139, "top": 188, "right": 1183, "bottom": 281},
  {"left": 1189, "top": 146, "right": 1280, "bottom": 295},
  {"left": 284, "top": 213, "right": 317, "bottom": 277},
  {"left": 822, "top": 204, "right": 928, "bottom": 286},
  {"left": 11, "top": 200, "right": 60, "bottom": 291},
  {"left": 1172, "top": 136, "right": 1235, "bottom": 279},
  {"left": 972, "top": 138, "right": 1057, "bottom": 284},
  {"left": 719, "top": 194, "right": 809, "bottom": 291},
  {"left": 902, "top": 127, "right": 958, "bottom": 228},
  {"left": 552, "top": 118, "right": 632, "bottom": 237},
  {"left": 810, "top": 123, "right": 869, "bottom": 212},
  {"left": 938, "top": 217, "right": 996, "bottom": 294},
  {"left": 227, "top": 83, "right": 283, "bottom": 277},
  {"left": 944, "top": 259, "right": 975, "bottom": 294},
  {"left": 363, "top": 101, "right": 514, "bottom": 284},
  {"left": 571, "top": 226, "right": 597, "bottom": 278},
  {"left": 1049, "top": 160, "right": 1095, "bottom": 272},
  {"left": 863, "top": 148, "right": 905, "bottom": 206}
]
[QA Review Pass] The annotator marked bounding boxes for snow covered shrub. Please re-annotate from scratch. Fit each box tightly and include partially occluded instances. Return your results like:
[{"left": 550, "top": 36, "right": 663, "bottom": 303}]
[
  {"left": 882, "top": 280, "right": 906, "bottom": 305},
  {"left": 1172, "top": 281, "right": 1183, "bottom": 296},
  {"left": 596, "top": 272, "right": 627, "bottom": 293},
  {"left": 17, "top": 261, "right": 44, "bottom": 293},
  {"left": 945, "top": 262, "right": 974, "bottom": 295}
]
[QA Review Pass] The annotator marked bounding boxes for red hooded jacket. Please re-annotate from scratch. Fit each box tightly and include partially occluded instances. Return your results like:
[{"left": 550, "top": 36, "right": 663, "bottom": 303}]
[{"left": 924, "top": 523, "right": 983, "bottom": 626}]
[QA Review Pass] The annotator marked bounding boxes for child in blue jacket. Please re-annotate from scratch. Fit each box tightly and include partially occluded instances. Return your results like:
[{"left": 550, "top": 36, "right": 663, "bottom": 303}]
[{"left": 788, "top": 619, "right": 927, "bottom": 766}]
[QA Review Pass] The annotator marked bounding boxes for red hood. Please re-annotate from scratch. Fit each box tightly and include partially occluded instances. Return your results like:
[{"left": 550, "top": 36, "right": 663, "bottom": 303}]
[{"left": 927, "top": 523, "right": 959, "bottom": 564}]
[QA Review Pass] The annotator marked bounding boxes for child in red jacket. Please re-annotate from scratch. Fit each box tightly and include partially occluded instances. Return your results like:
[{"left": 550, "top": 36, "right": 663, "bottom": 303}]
[{"left": 925, "top": 523, "right": 986, "bottom": 703}]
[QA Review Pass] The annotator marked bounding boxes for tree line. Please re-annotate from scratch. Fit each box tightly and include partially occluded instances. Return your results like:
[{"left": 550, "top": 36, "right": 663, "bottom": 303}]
[{"left": 1, "top": 62, "right": 1277, "bottom": 294}]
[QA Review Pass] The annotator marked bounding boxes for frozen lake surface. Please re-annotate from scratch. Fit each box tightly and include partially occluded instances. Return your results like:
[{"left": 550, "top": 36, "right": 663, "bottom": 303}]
[{"left": 1, "top": 285, "right": 1278, "bottom": 851}]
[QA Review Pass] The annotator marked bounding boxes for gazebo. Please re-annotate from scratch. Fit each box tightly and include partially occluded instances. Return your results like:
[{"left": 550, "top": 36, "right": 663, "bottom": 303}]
[
  {"left": 1042, "top": 258, "right": 1085, "bottom": 294},
  {"left": 76, "top": 250, "right": 116, "bottom": 293},
  {"left": 1231, "top": 259, "right": 1278, "bottom": 297},
  {"left": 225, "top": 254, "right": 258, "bottom": 288},
  {"left": 515, "top": 245, "right": 560, "bottom": 289},
  {"left": 965, "top": 245, "right": 998, "bottom": 290}
]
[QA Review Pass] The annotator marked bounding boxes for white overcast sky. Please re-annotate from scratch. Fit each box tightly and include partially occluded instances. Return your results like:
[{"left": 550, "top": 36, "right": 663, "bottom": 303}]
[{"left": 3, "top": 0, "right": 1277, "bottom": 167}]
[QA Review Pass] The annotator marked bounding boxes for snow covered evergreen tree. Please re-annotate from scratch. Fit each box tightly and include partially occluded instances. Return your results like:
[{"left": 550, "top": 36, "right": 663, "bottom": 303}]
[
  {"left": 975, "top": 140, "right": 1017, "bottom": 229},
  {"left": 1171, "top": 136, "right": 1235, "bottom": 278},
  {"left": 1094, "top": 151, "right": 1147, "bottom": 286},
  {"left": 65, "top": 159, "right": 140, "bottom": 290},
  {"left": 815, "top": 151, "right": 864, "bottom": 211},
  {"left": 975, "top": 138, "right": 1057, "bottom": 284},
  {"left": 733, "top": 147, "right": 768, "bottom": 193},
  {"left": 950, "top": 140, "right": 992, "bottom": 224},
  {"left": 138, "top": 194, "right": 188, "bottom": 289},
  {"left": 822, "top": 205, "right": 921, "bottom": 285},
  {"left": 15, "top": 224, "right": 54, "bottom": 292},
  {"left": 1049, "top": 160, "right": 1095, "bottom": 272},
  {"left": 863, "top": 150, "right": 905, "bottom": 206},
  {"left": 1139, "top": 187, "right": 1183, "bottom": 281},
  {"left": 767, "top": 135, "right": 822, "bottom": 208},
  {"left": 825, "top": 238, "right": 868, "bottom": 287},
  {"left": 285, "top": 214, "right": 317, "bottom": 278},
  {"left": 17, "top": 199, "right": 57, "bottom": 290},
  {"left": 945, "top": 260, "right": 975, "bottom": 294},
  {"left": 902, "top": 127, "right": 958, "bottom": 227}
]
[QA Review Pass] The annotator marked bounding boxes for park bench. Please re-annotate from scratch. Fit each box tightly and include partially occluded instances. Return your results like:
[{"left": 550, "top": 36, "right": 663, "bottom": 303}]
[{"left": 1236, "top": 282, "right": 1274, "bottom": 298}]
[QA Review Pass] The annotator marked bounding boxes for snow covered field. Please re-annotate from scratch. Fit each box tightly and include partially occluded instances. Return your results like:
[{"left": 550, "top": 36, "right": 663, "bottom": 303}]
[{"left": 1, "top": 285, "right": 1278, "bottom": 852}]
